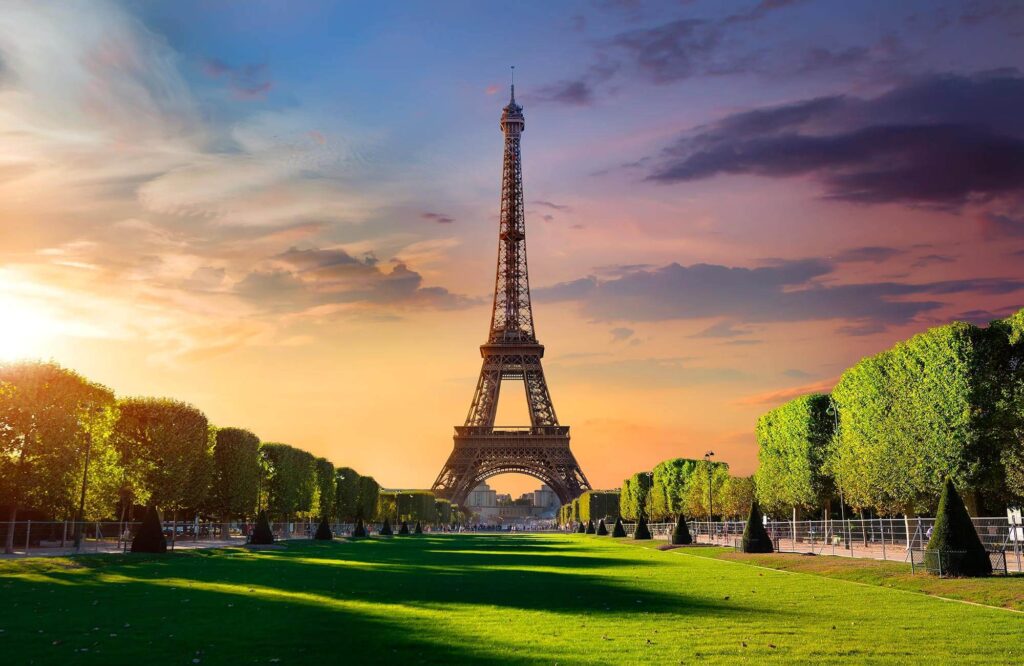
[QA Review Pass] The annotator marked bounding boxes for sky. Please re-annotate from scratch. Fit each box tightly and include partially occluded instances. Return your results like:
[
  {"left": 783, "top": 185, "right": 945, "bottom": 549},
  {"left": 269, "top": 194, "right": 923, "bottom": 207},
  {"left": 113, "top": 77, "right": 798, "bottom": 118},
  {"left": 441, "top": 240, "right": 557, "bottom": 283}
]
[{"left": 1, "top": 0, "right": 1023, "bottom": 496}]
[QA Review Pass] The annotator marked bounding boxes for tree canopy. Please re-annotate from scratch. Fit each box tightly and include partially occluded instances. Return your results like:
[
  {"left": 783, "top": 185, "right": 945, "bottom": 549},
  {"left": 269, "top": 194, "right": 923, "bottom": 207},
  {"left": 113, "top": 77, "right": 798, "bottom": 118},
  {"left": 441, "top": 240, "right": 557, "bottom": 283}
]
[
  {"left": 755, "top": 394, "right": 834, "bottom": 516},
  {"left": 208, "top": 427, "right": 261, "bottom": 520}
]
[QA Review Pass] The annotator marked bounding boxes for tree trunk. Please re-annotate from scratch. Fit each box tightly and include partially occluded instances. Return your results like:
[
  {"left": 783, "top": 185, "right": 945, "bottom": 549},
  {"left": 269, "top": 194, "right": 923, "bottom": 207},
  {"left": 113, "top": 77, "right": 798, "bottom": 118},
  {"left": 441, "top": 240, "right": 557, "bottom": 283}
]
[
  {"left": 221, "top": 514, "right": 232, "bottom": 541},
  {"left": 171, "top": 509, "right": 177, "bottom": 551},
  {"left": 963, "top": 490, "right": 979, "bottom": 517},
  {"left": 4, "top": 506, "right": 17, "bottom": 554}
]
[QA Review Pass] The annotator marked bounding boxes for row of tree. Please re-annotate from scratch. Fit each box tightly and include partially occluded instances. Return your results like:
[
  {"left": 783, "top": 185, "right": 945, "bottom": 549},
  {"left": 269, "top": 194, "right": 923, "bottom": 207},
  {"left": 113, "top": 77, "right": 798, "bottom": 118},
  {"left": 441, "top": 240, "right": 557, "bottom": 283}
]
[
  {"left": 557, "top": 457, "right": 755, "bottom": 526},
  {"left": 0, "top": 361, "right": 383, "bottom": 553},
  {"left": 376, "top": 490, "right": 458, "bottom": 524},
  {"left": 754, "top": 308, "right": 1024, "bottom": 519}
]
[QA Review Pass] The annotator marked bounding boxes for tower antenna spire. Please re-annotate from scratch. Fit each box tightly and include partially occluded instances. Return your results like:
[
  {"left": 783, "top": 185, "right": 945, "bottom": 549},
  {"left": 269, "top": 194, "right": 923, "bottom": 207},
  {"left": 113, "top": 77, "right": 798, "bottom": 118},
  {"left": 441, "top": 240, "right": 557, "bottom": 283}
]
[{"left": 510, "top": 65, "right": 515, "bottom": 101}]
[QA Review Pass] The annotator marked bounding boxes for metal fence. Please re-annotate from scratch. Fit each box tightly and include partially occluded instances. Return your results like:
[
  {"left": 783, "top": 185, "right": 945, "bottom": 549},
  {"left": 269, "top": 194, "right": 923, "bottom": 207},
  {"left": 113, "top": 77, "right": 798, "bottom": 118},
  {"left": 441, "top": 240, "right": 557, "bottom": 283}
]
[{"left": 619, "top": 517, "right": 1023, "bottom": 573}]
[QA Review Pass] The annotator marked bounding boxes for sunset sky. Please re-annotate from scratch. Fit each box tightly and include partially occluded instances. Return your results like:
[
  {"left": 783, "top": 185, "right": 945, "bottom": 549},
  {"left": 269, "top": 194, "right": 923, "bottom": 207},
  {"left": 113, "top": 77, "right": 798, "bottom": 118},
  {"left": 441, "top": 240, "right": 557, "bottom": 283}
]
[{"left": 2, "top": 1, "right": 1023, "bottom": 496}]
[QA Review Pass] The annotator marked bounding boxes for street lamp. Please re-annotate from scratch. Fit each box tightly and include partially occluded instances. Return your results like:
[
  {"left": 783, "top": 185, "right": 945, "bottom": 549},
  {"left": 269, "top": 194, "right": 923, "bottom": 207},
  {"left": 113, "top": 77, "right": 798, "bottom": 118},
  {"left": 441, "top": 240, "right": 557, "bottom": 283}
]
[
  {"left": 74, "top": 405, "right": 101, "bottom": 553},
  {"left": 704, "top": 451, "right": 715, "bottom": 543},
  {"left": 825, "top": 398, "right": 846, "bottom": 524}
]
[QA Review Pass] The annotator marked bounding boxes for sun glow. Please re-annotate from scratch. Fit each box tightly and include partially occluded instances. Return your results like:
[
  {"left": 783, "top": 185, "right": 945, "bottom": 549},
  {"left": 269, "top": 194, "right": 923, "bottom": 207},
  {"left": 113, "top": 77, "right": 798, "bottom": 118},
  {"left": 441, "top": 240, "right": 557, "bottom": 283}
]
[{"left": 0, "top": 291, "right": 58, "bottom": 362}]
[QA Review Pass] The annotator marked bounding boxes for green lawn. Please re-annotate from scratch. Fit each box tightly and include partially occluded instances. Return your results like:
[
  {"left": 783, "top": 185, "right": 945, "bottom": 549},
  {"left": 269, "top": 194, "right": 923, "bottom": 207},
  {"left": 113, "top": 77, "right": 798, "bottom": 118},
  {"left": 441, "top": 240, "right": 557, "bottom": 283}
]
[{"left": 0, "top": 534, "right": 1021, "bottom": 664}]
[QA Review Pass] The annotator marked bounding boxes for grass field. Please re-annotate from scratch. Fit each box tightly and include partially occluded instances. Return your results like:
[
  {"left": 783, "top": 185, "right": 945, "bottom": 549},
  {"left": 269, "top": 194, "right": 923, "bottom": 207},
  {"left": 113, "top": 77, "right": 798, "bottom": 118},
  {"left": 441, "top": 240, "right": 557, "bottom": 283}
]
[{"left": 1, "top": 534, "right": 1021, "bottom": 664}]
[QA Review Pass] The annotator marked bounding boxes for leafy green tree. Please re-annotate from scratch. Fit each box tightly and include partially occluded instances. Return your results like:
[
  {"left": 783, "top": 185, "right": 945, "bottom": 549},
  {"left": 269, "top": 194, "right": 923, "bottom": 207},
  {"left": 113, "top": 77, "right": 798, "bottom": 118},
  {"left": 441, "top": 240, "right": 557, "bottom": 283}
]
[
  {"left": 113, "top": 398, "right": 212, "bottom": 527},
  {"left": 208, "top": 427, "right": 261, "bottom": 529},
  {"left": 356, "top": 475, "right": 380, "bottom": 521},
  {"left": 830, "top": 321, "right": 1014, "bottom": 516},
  {"left": 578, "top": 490, "right": 620, "bottom": 523},
  {"left": 741, "top": 500, "right": 773, "bottom": 553},
  {"left": 381, "top": 491, "right": 438, "bottom": 523},
  {"left": 0, "top": 362, "right": 116, "bottom": 553},
  {"left": 619, "top": 472, "right": 653, "bottom": 520},
  {"left": 435, "top": 499, "right": 453, "bottom": 524},
  {"left": 926, "top": 477, "right": 992, "bottom": 576},
  {"left": 313, "top": 457, "right": 335, "bottom": 519},
  {"left": 683, "top": 460, "right": 729, "bottom": 520},
  {"left": 334, "top": 467, "right": 361, "bottom": 521},
  {"left": 260, "top": 443, "right": 316, "bottom": 524},
  {"left": 720, "top": 476, "right": 756, "bottom": 519},
  {"left": 755, "top": 394, "right": 834, "bottom": 517},
  {"left": 649, "top": 458, "right": 700, "bottom": 520}
]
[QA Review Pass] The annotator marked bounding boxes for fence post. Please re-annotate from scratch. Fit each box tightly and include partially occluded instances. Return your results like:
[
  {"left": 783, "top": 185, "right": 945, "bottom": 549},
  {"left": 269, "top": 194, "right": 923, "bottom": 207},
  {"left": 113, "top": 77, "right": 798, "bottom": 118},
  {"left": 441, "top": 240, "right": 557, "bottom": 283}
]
[
  {"left": 25, "top": 519, "right": 31, "bottom": 553},
  {"left": 881, "top": 521, "right": 887, "bottom": 561}
]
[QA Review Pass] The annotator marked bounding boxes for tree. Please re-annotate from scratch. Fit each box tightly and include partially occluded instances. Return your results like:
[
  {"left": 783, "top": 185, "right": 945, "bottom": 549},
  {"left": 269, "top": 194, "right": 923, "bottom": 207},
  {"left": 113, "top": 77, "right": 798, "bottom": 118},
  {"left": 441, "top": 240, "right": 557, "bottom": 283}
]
[
  {"left": 683, "top": 460, "right": 729, "bottom": 520},
  {"left": 671, "top": 514, "right": 692, "bottom": 545},
  {"left": 611, "top": 517, "right": 626, "bottom": 538},
  {"left": 260, "top": 443, "right": 316, "bottom": 524},
  {"left": 131, "top": 505, "right": 167, "bottom": 553},
  {"left": 633, "top": 515, "right": 652, "bottom": 540},
  {"left": 0, "top": 362, "right": 116, "bottom": 553},
  {"left": 829, "top": 321, "right": 1015, "bottom": 516},
  {"left": 314, "top": 515, "right": 333, "bottom": 541},
  {"left": 741, "top": 500, "right": 773, "bottom": 553},
  {"left": 313, "top": 457, "right": 335, "bottom": 520},
  {"left": 357, "top": 476, "right": 380, "bottom": 521},
  {"left": 926, "top": 477, "right": 992, "bottom": 576},
  {"left": 113, "top": 398, "right": 212, "bottom": 532},
  {"left": 251, "top": 510, "right": 274, "bottom": 545},
  {"left": 334, "top": 467, "right": 361, "bottom": 521},
  {"left": 578, "top": 490, "right": 620, "bottom": 523},
  {"left": 208, "top": 427, "right": 261, "bottom": 531},
  {"left": 619, "top": 472, "right": 653, "bottom": 521},
  {"left": 720, "top": 476, "right": 756, "bottom": 519},
  {"left": 755, "top": 395, "right": 834, "bottom": 517},
  {"left": 650, "top": 458, "right": 700, "bottom": 521},
  {"left": 596, "top": 519, "right": 608, "bottom": 535}
]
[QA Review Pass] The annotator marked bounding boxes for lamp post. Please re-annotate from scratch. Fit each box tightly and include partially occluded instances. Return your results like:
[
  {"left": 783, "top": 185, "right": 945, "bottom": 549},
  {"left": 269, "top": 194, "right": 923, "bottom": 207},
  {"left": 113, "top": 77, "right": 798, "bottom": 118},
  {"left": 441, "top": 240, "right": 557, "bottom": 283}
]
[
  {"left": 704, "top": 451, "right": 715, "bottom": 543},
  {"left": 73, "top": 406, "right": 103, "bottom": 553},
  {"left": 826, "top": 398, "right": 846, "bottom": 524}
]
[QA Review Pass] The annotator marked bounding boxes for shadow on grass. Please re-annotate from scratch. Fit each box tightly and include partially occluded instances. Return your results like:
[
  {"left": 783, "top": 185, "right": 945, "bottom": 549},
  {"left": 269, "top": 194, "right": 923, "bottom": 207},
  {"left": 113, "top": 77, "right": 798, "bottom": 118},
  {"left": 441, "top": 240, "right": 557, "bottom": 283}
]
[{"left": 0, "top": 535, "right": 762, "bottom": 664}]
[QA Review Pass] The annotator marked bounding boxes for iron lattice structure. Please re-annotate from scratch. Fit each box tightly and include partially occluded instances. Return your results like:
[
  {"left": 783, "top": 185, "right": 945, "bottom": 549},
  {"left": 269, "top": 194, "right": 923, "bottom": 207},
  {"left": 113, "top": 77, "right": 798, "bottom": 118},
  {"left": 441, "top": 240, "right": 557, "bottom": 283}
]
[{"left": 432, "top": 86, "right": 591, "bottom": 507}]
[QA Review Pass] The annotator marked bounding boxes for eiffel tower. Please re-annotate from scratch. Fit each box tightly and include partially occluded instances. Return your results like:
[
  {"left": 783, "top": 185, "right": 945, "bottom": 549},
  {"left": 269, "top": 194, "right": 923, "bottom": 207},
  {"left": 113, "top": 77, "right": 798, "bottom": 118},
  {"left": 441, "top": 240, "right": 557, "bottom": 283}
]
[{"left": 432, "top": 83, "right": 591, "bottom": 507}]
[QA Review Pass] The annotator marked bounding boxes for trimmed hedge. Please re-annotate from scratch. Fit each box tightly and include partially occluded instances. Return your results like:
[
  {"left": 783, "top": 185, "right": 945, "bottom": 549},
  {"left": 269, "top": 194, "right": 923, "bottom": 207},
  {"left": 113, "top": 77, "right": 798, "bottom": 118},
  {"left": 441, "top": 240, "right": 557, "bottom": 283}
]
[
  {"left": 741, "top": 500, "right": 773, "bottom": 553},
  {"left": 314, "top": 516, "right": 332, "bottom": 541},
  {"left": 352, "top": 518, "right": 367, "bottom": 538},
  {"left": 131, "top": 506, "right": 167, "bottom": 553},
  {"left": 925, "top": 477, "right": 992, "bottom": 576},
  {"left": 576, "top": 521, "right": 586, "bottom": 533},
  {"left": 379, "top": 518, "right": 393, "bottom": 536},
  {"left": 633, "top": 516, "right": 652, "bottom": 540},
  {"left": 250, "top": 510, "right": 275, "bottom": 545},
  {"left": 399, "top": 521, "right": 410, "bottom": 535},
  {"left": 585, "top": 519, "right": 595, "bottom": 534},
  {"left": 671, "top": 514, "right": 692, "bottom": 545},
  {"left": 611, "top": 517, "right": 626, "bottom": 538},
  {"left": 414, "top": 521, "right": 423, "bottom": 534},
  {"left": 596, "top": 519, "right": 608, "bottom": 536}
]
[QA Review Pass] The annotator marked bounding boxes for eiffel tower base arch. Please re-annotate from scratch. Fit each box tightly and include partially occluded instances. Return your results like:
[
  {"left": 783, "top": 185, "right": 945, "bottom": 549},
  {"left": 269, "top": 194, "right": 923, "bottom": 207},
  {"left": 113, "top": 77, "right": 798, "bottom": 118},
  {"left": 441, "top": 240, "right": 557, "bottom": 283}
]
[{"left": 432, "top": 426, "right": 589, "bottom": 507}]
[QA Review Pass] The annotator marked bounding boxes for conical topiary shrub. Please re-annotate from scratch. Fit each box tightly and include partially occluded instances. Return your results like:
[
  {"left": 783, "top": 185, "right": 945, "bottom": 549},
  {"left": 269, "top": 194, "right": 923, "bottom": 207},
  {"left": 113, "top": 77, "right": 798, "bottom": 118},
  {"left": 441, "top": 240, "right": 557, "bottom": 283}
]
[
  {"left": 611, "top": 517, "right": 626, "bottom": 538},
  {"left": 576, "top": 521, "right": 586, "bottom": 533},
  {"left": 314, "top": 516, "right": 333, "bottom": 541},
  {"left": 414, "top": 521, "right": 423, "bottom": 534},
  {"left": 399, "top": 521, "right": 410, "bottom": 535},
  {"left": 596, "top": 519, "right": 608, "bottom": 535},
  {"left": 925, "top": 477, "right": 992, "bottom": 577},
  {"left": 741, "top": 500, "right": 773, "bottom": 553},
  {"left": 250, "top": 510, "right": 275, "bottom": 545},
  {"left": 131, "top": 506, "right": 167, "bottom": 553},
  {"left": 671, "top": 514, "right": 693, "bottom": 545},
  {"left": 380, "top": 518, "right": 393, "bottom": 536},
  {"left": 633, "top": 515, "right": 652, "bottom": 540},
  {"left": 352, "top": 518, "right": 367, "bottom": 538},
  {"left": 585, "top": 519, "right": 596, "bottom": 534}
]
